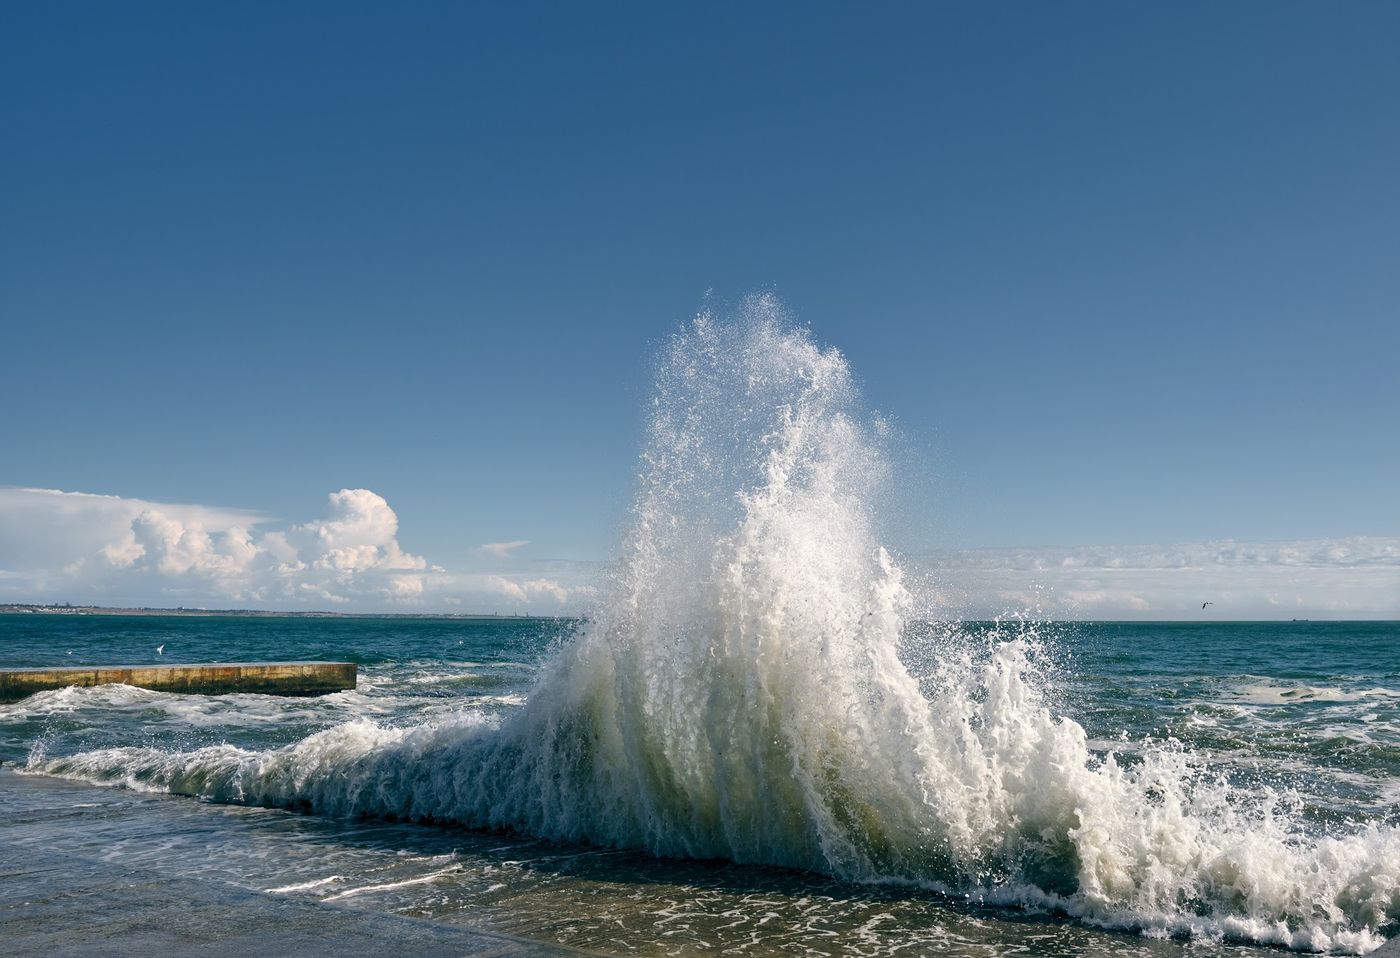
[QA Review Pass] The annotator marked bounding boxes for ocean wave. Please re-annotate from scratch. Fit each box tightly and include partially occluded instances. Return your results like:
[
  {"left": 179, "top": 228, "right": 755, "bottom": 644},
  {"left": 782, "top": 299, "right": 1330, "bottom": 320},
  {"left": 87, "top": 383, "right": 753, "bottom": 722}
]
[
  {"left": 1228, "top": 681, "right": 1400, "bottom": 707},
  {"left": 32, "top": 301, "right": 1400, "bottom": 952}
]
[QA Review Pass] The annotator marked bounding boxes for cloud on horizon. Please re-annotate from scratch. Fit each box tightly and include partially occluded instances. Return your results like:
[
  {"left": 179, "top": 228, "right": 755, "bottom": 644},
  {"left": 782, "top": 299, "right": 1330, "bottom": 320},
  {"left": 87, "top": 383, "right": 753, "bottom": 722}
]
[
  {"left": 916, "top": 537, "right": 1400, "bottom": 620},
  {"left": 0, "top": 488, "right": 591, "bottom": 612},
  {"left": 477, "top": 540, "right": 530, "bottom": 558},
  {"left": 1, "top": 487, "right": 1393, "bottom": 619}
]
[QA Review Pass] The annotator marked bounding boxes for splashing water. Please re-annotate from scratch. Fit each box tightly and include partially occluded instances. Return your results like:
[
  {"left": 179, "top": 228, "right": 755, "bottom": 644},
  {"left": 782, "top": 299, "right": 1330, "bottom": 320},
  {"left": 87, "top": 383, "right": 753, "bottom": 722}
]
[{"left": 35, "top": 297, "right": 1400, "bottom": 951}]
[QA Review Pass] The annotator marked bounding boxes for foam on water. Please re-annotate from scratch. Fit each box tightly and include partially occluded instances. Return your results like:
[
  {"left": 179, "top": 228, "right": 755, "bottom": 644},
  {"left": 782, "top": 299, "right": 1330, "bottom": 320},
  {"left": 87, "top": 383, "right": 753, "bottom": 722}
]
[
  {"left": 33, "top": 298, "right": 1400, "bottom": 952},
  {"left": 1228, "top": 681, "right": 1400, "bottom": 707}
]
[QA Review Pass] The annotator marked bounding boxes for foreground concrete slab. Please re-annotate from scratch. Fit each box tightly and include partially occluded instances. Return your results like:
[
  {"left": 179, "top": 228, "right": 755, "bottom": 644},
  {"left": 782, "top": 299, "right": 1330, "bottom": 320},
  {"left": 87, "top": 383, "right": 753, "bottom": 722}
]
[
  {"left": 0, "top": 847, "right": 588, "bottom": 958},
  {"left": 0, "top": 661, "right": 357, "bottom": 702}
]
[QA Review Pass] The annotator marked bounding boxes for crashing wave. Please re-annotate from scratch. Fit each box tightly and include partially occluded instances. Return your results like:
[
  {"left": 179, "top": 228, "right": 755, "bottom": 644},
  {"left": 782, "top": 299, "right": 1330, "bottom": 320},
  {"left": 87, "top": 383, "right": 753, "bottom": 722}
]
[{"left": 36, "top": 297, "right": 1400, "bottom": 952}]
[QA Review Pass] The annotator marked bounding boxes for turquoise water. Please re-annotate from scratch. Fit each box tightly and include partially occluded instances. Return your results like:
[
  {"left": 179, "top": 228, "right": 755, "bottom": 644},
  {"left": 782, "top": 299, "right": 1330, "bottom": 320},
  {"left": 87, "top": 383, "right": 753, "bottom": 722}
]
[
  {"left": 2, "top": 614, "right": 1396, "bottom": 956},
  {"left": 9, "top": 616, "right": 1397, "bottom": 803},
  {"left": 0, "top": 614, "right": 566, "bottom": 765}
]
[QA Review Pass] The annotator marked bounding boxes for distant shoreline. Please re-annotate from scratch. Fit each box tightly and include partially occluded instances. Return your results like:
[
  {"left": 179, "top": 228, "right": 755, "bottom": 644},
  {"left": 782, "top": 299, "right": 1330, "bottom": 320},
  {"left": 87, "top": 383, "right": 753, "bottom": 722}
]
[
  {"left": 0, "top": 604, "right": 1392, "bottom": 623},
  {"left": 0, "top": 604, "right": 565, "bottom": 620}
]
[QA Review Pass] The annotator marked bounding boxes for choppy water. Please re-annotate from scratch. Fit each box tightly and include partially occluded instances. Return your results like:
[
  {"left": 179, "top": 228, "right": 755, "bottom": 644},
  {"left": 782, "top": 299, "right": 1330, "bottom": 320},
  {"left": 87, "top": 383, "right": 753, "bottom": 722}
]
[
  {"left": 4, "top": 302, "right": 1398, "bottom": 955},
  {"left": 2, "top": 615, "right": 1397, "bottom": 956}
]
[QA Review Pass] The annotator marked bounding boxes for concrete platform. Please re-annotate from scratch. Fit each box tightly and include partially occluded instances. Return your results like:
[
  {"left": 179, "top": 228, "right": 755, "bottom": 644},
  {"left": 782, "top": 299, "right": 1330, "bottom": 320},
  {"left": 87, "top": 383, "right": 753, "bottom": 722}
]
[
  {"left": 0, "top": 847, "right": 587, "bottom": 958},
  {"left": 0, "top": 661, "right": 357, "bottom": 702}
]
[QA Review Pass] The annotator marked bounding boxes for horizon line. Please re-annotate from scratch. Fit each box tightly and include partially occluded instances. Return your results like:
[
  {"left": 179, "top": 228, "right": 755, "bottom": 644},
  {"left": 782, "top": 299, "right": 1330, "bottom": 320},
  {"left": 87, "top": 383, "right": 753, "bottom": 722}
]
[{"left": 2, "top": 603, "right": 1395, "bottom": 624}]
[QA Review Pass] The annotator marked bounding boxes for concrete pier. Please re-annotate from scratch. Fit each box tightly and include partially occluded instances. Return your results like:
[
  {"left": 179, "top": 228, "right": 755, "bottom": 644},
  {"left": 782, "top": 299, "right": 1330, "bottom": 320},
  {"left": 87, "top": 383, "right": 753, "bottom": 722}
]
[{"left": 0, "top": 662, "right": 356, "bottom": 702}]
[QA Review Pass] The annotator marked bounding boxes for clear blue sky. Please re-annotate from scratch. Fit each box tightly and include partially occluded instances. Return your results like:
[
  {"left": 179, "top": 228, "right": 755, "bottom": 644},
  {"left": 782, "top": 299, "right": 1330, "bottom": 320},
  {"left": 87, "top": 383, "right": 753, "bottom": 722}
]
[{"left": 3, "top": 1, "right": 1397, "bottom": 578}]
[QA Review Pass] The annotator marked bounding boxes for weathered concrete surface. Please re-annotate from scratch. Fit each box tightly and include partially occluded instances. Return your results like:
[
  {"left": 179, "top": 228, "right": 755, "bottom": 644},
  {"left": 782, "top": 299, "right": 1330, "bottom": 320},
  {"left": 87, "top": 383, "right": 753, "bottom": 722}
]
[
  {"left": 0, "top": 661, "right": 356, "bottom": 702},
  {"left": 0, "top": 848, "right": 588, "bottom": 957}
]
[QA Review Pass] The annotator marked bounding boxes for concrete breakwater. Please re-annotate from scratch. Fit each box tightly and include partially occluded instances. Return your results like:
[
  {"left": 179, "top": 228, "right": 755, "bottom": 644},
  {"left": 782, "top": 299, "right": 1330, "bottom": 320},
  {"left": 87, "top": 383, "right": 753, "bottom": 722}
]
[{"left": 0, "top": 662, "right": 357, "bottom": 702}]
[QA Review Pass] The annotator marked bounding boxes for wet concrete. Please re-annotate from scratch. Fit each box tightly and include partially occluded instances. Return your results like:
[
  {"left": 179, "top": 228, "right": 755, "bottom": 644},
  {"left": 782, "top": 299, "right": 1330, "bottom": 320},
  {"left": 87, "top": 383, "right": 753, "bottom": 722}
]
[{"left": 0, "top": 662, "right": 356, "bottom": 702}]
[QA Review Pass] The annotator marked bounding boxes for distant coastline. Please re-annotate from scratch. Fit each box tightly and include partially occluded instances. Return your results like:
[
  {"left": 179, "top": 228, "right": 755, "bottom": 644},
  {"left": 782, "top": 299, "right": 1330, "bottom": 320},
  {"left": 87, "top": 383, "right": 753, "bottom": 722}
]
[
  {"left": 0, "top": 603, "right": 563, "bottom": 620},
  {"left": 2, "top": 604, "right": 1391, "bottom": 623}
]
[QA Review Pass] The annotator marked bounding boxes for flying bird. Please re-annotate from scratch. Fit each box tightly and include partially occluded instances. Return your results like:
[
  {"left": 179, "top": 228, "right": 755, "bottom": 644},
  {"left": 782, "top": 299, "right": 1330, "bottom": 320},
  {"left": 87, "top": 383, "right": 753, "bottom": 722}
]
[
  {"left": 1201, "top": 601, "right": 1213, "bottom": 609},
  {"left": 155, "top": 644, "right": 165, "bottom": 656}
]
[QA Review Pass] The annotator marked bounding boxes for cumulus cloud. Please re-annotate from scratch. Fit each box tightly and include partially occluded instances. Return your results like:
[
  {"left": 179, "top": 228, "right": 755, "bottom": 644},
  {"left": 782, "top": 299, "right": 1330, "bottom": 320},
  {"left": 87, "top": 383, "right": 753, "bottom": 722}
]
[
  {"left": 477, "top": 540, "right": 529, "bottom": 558},
  {"left": 917, "top": 537, "right": 1400, "bottom": 620},
  {"left": 296, "top": 489, "right": 427, "bottom": 573},
  {"left": 482, "top": 575, "right": 571, "bottom": 604},
  {"left": 0, "top": 487, "right": 591, "bottom": 612},
  {"left": 3, "top": 487, "right": 1392, "bottom": 619}
]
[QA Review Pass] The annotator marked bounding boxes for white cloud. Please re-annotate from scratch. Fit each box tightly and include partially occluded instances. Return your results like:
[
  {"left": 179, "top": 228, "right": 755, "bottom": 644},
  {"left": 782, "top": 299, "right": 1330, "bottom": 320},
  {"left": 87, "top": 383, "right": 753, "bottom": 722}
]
[
  {"left": 3, "top": 487, "right": 1392, "bottom": 619},
  {"left": 917, "top": 537, "right": 1400, "bottom": 620},
  {"left": 385, "top": 574, "right": 426, "bottom": 601},
  {"left": 296, "top": 489, "right": 425, "bottom": 570},
  {"left": 482, "top": 575, "right": 572, "bottom": 604},
  {"left": 0, "top": 487, "right": 591, "bottom": 612},
  {"left": 477, "top": 540, "right": 529, "bottom": 558}
]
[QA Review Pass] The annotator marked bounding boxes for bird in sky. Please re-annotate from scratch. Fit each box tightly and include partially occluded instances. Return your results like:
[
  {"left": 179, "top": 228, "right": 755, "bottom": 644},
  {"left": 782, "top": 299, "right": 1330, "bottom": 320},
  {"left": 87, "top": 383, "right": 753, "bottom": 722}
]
[
  {"left": 1201, "top": 602, "right": 1213, "bottom": 609},
  {"left": 155, "top": 644, "right": 165, "bottom": 655}
]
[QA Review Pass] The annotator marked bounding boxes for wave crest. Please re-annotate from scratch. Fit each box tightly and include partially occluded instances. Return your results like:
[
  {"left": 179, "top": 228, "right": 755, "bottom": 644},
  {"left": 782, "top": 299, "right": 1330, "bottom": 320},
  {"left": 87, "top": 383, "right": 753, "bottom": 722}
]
[{"left": 34, "top": 298, "right": 1400, "bottom": 952}]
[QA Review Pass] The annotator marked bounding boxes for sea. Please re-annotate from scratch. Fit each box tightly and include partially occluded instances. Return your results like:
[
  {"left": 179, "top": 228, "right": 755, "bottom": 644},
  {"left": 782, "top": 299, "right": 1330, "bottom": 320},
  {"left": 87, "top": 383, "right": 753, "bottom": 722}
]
[
  {"left": 3, "top": 305, "right": 1397, "bottom": 955},
  {"left": 1, "top": 615, "right": 1397, "bottom": 957}
]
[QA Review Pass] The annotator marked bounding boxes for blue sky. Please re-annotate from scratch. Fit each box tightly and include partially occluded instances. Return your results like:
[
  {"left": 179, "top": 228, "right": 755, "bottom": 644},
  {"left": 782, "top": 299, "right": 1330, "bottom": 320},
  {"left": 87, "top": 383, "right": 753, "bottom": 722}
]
[{"left": 2, "top": 3, "right": 1397, "bottom": 615}]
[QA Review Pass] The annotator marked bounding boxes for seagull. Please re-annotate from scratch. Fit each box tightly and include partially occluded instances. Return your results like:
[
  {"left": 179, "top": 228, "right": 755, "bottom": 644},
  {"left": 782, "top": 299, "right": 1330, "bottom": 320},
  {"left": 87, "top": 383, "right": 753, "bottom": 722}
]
[
  {"left": 155, "top": 644, "right": 165, "bottom": 656},
  {"left": 1201, "top": 601, "right": 1213, "bottom": 609},
  {"left": 66, "top": 650, "right": 73, "bottom": 656}
]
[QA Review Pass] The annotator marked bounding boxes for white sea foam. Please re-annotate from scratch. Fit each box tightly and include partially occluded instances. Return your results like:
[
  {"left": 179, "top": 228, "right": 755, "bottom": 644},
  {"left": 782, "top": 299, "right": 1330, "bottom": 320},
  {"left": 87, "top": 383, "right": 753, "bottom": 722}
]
[
  {"left": 265, "top": 875, "right": 345, "bottom": 894},
  {"left": 34, "top": 299, "right": 1400, "bottom": 952},
  {"left": 1229, "top": 681, "right": 1400, "bottom": 707},
  {"left": 0, "top": 682, "right": 363, "bottom": 733},
  {"left": 1, "top": 683, "right": 164, "bottom": 716},
  {"left": 320, "top": 864, "right": 465, "bottom": 901}
]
